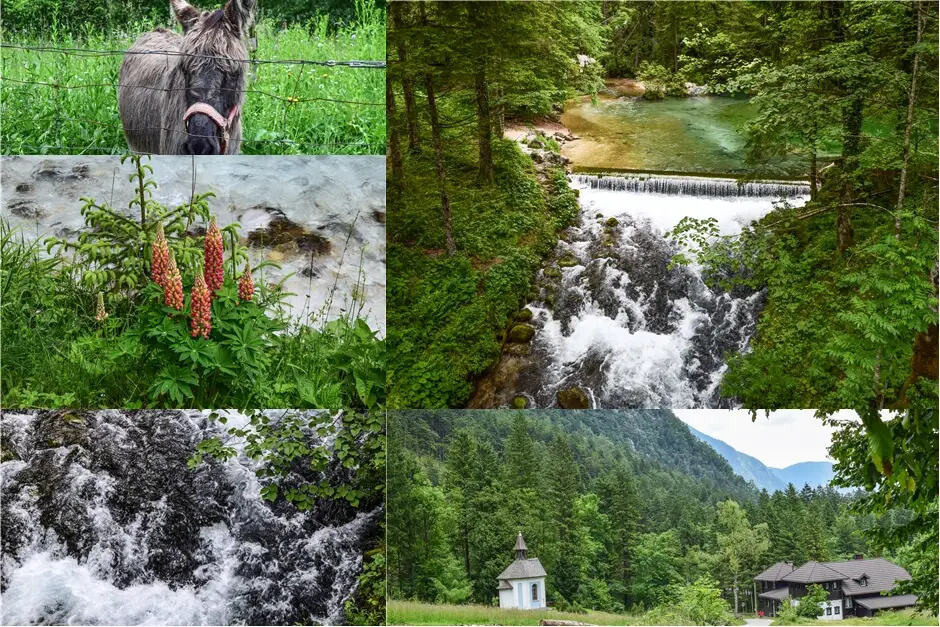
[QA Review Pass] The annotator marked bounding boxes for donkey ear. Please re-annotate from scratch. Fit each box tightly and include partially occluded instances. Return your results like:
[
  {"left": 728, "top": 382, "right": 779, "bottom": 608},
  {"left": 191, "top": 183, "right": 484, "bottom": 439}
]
[
  {"left": 223, "top": 0, "right": 256, "bottom": 35},
  {"left": 171, "top": 0, "right": 200, "bottom": 32}
]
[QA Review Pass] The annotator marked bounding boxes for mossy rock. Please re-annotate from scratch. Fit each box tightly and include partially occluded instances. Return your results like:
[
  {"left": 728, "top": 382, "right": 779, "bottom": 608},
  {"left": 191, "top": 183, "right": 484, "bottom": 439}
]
[
  {"left": 595, "top": 212, "right": 604, "bottom": 219},
  {"left": 544, "top": 266, "right": 562, "bottom": 279},
  {"left": 511, "top": 396, "right": 528, "bottom": 410},
  {"left": 517, "top": 308, "right": 534, "bottom": 322},
  {"left": 558, "top": 253, "right": 579, "bottom": 268},
  {"left": 0, "top": 445, "right": 17, "bottom": 463},
  {"left": 557, "top": 387, "right": 590, "bottom": 409},
  {"left": 509, "top": 324, "right": 535, "bottom": 343},
  {"left": 606, "top": 217, "right": 619, "bottom": 228}
]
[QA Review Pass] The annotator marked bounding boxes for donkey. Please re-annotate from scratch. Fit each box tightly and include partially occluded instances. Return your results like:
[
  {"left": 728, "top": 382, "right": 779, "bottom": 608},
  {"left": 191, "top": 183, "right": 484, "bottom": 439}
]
[{"left": 118, "top": 0, "right": 256, "bottom": 155}]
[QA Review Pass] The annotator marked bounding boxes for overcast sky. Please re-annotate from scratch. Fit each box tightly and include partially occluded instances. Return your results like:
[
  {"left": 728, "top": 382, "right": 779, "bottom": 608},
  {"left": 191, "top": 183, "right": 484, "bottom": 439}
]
[{"left": 673, "top": 409, "right": 858, "bottom": 469}]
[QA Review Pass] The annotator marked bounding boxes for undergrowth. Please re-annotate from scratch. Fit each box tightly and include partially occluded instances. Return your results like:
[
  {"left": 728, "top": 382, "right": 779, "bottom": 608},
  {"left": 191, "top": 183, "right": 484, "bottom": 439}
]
[
  {"left": 0, "top": 155, "right": 385, "bottom": 409},
  {"left": 388, "top": 137, "right": 578, "bottom": 408},
  {"left": 0, "top": 1, "right": 385, "bottom": 155}
]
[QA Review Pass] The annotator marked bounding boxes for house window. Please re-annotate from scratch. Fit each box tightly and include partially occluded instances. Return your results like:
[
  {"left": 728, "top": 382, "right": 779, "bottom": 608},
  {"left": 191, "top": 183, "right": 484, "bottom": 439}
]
[
  {"left": 845, "top": 598, "right": 853, "bottom": 608},
  {"left": 835, "top": 606, "right": 840, "bottom": 615},
  {"left": 826, "top": 607, "right": 832, "bottom": 616},
  {"left": 531, "top": 584, "right": 538, "bottom": 601}
]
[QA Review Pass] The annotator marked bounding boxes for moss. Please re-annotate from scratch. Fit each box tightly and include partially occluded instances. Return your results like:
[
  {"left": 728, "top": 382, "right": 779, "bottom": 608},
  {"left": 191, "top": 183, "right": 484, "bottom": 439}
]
[
  {"left": 509, "top": 324, "right": 535, "bottom": 343},
  {"left": 511, "top": 396, "right": 528, "bottom": 409},
  {"left": 557, "top": 387, "right": 590, "bottom": 409},
  {"left": 606, "top": 217, "right": 619, "bottom": 228},
  {"left": 544, "top": 266, "right": 562, "bottom": 279},
  {"left": 517, "top": 308, "right": 534, "bottom": 322},
  {"left": 558, "top": 253, "right": 579, "bottom": 268}
]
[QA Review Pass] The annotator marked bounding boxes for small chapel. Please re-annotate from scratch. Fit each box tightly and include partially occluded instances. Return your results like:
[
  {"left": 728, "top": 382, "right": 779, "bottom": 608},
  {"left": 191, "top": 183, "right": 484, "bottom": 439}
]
[{"left": 496, "top": 532, "right": 547, "bottom": 610}]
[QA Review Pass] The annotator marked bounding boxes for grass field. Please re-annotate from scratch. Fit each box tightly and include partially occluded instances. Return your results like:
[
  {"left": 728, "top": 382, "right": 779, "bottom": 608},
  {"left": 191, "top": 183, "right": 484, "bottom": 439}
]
[
  {"left": 0, "top": 3, "right": 384, "bottom": 155},
  {"left": 388, "top": 600, "right": 641, "bottom": 626},
  {"left": 771, "top": 610, "right": 937, "bottom": 626}
]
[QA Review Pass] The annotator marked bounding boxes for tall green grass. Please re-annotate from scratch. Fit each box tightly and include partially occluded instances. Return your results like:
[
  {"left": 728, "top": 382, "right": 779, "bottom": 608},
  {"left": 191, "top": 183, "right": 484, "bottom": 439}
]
[
  {"left": 0, "top": 1, "right": 384, "bottom": 155},
  {"left": 388, "top": 601, "right": 638, "bottom": 626}
]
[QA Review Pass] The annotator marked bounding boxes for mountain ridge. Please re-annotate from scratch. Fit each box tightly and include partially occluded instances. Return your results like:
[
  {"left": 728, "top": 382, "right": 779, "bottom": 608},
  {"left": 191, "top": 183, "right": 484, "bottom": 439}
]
[{"left": 686, "top": 426, "right": 835, "bottom": 492}]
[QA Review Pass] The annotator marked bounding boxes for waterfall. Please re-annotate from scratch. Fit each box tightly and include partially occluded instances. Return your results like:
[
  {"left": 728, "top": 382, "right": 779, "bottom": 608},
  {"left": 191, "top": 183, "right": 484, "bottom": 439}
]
[
  {"left": 0, "top": 410, "right": 380, "bottom": 626},
  {"left": 475, "top": 176, "right": 808, "bottom": 409},
  {"left": 574, "top": 174, "right": 811, "bottom": 199}
]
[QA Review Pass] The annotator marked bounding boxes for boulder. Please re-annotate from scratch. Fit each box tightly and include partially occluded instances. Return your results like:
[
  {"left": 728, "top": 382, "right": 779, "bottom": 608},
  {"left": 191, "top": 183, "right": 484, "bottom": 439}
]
[
  {"left": 509, "top": 324, "right": 535, "bottom": 343},
  {"left": 557, "top": 387, "right": 589, "bottom": 409}
]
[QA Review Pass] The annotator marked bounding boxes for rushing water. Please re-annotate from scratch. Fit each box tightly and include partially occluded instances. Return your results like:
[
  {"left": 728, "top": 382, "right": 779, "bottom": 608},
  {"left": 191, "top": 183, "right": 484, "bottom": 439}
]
[
  {"left": 0, "top": 410, "right": 381, "bottom": 626},
  {"left": 473, "top": 174, "right": 808, "bottom": 410},
  {"left": 561, "top": 95, "right": 806, "bottom": 176}
]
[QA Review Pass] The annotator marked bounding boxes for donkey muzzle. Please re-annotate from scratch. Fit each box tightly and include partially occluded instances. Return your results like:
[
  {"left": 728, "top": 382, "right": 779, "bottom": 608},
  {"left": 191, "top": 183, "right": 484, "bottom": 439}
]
[{"left": 183, "top": 102, "right": 240, "bottom": 154}]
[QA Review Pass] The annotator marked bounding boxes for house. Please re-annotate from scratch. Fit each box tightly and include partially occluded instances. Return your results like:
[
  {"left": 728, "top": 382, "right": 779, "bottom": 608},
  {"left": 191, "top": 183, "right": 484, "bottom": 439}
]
[
  {"left": 755, "top": 556, "right": 917, "bottom": 620},
  {"left": 496, "top": 533, "right": 547, "bottom": 610}
]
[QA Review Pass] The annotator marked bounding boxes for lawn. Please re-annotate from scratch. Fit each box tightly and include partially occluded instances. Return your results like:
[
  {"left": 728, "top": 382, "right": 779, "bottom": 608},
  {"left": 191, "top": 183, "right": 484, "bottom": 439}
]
[
  {"left": 771, "top": 610, "right": 937, "bottom": 626},
  {"left": 0, "top": 3, "right": 384, "bottom": 155},
  {"left": 388, "top": 600, "right": 638, "bottom": 626}
]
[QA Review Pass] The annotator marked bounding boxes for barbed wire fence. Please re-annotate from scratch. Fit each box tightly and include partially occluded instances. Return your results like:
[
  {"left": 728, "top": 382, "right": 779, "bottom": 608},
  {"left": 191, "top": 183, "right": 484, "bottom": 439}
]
[{"left": 0, "top": 43, "right": 387, "bottom": 155}]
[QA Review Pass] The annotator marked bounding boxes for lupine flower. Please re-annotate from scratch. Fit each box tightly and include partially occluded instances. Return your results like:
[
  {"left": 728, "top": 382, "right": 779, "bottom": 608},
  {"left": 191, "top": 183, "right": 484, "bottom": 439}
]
[
  {"left": 237, "top": 261, "right": 254, "bottom": 302},
  {"left": 152, "top": 223, "right": 170, "bottom": 288},
  {"left": 164, "top": 252, "right": 184, "bottom": 311},
  {"left": 190, "top": 272, "right": 212, "bottom": 339},
  {"left": 95, "top": 292, "right": 109, "bottom": 322},
  {"left": 204, "top": 216, "right": 225, "bottom": 295}
]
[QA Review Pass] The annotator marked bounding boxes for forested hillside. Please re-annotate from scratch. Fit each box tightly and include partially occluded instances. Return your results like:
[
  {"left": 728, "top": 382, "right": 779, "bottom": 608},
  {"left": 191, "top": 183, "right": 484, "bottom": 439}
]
[
  {"left": 386, "top": 2, "right": 601, "bottom": 409},
  {"left": 388, "top": 411, "right": 889, "bottom": 618}
]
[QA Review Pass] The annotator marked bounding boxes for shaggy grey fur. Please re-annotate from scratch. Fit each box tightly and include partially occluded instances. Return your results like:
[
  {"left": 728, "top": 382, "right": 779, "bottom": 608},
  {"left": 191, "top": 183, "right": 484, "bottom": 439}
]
[{"left": 118, "top": 0, "right": 256, "bottom": 155}]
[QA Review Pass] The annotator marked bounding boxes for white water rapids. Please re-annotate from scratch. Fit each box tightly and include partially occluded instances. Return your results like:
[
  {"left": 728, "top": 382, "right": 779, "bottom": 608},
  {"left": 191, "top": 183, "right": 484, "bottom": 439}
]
[
  {"left": 0, "top": 410, "right": 380, "bottom": 626},
  {"left": 505, "top": 174, "right": 809, "bottom": 409}
]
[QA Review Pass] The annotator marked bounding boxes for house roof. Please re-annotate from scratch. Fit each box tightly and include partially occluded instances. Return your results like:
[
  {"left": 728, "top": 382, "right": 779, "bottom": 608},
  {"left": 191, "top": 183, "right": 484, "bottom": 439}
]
[
  {"left": 758, "top": 587, "right": 791, "bottom": 601},
  {"left": 854, "top": 594, "right": 918, "bottom": 610},
  {"left": 496, "top": 558, "right": 546, "bottom": 581},
  {"left": 782, "top": 561, "right": 849, "bottom": 584},
  {"left": 754, "top": 562, "right": 795, "bottom": 582},
  {"left": 825, "top": 558, "right": 911, "bottom": 596}
]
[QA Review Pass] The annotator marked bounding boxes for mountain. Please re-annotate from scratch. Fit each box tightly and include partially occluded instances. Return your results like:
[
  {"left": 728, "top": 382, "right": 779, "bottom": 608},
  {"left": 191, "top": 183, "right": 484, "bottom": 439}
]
[
  {"left": 686, "top": 426, "right": 835, "bottom": 492},
  {"left": 772, "top": 461, "right": 836, "bottom": 490}
]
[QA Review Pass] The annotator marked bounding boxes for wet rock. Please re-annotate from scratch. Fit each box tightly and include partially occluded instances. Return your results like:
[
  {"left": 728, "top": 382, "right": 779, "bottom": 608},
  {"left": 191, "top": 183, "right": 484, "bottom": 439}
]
[
  {"left": 247, "top": 213, "right": 331, "bottom": 256},
  {"left": 557, "top": 387, "right": 590, "bottom": 409},
  {"left": 15, "top": 183, "right": 32, "bottom": 193},
  {"left": 509, "top": 324, "right": 535, "bottom": 343},
  {"left": 372, "top": 210, "right": 386, "bottom": 224},
  {"left": 7, "top": 199, "right": 45, "bottom": 219},
  {"left": 544, "top": 266, "right": 562, "bottom": 279},
  {"left": 606, "top": 217, "right": 619, "bottom": 228},
  {"left": 512, "top": 396, "right": 528, "bottom": 410},
  {"left": 558, "top": 252, "right": 579, "bottom": 268},
  {"left": 516, "top": 308, "right": 534, "bottom": 323}
]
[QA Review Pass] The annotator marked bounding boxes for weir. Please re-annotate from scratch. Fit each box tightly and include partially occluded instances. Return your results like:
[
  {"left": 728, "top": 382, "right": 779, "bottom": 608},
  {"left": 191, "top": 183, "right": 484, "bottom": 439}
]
[{"left": 573, "top": 173, "right": 811, "bottom": 199}]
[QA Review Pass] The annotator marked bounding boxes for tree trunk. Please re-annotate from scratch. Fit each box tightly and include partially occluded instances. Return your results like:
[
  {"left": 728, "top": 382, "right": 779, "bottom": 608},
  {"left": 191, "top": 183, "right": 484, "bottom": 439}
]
[
  {"left": 896, "top": 0, "right": 924, "bottom": 235},
  {"left": 476, "top": 68, "right": 494, "bottom": 185},
  {"left": 424, "top": 71, "right": 456, "bottom": 256},
  {"left": 810, "top": 120, "right": 818, "bottom": 202},
  {"left": 391, "top": 1, "right": 419, "bottom": 153},
  {"left": 837, "top": 96, "right": 863, "bottom": 252},
  {"left": 387, "top": 73, "right": 404, "bottom": 196},
  {"left": 733, "top": 571, "right": 739, "bottom": 614}
]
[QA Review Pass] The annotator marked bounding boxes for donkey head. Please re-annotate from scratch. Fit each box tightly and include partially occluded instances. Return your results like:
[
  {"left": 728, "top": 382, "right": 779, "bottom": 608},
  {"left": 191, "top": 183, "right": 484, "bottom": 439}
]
[{"left": 171, "top": 0, "right": 256, "bottom": 154}]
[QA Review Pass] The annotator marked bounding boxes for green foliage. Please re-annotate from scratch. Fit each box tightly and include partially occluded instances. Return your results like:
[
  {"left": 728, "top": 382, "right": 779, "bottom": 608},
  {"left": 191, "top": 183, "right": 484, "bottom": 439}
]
[
  {"left": 636, "top": 61, "right": 688, "bottom": 99},
  {"left": 0, "top": 4, "right": 384, "bottom": 155},
  {"left": 0, "top": 161, "right": 385, "bottom": 410},
  {"left": 772, "top": 609, "right": 937, "bottom": 626},
  {"left": 344, "top": 544, "right": 387, "bottom": 626},
  {"left": 797, "top": 584, "right": 828, "bottom": 619},
  {"left": 388, "top": 139, "right": 572, "bottom": 409},
  {"left": 673, "top": 576, "right": 736, "bottom": 626}
]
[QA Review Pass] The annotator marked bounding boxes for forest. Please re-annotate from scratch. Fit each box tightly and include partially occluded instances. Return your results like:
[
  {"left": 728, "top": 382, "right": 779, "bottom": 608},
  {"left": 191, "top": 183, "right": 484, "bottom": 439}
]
[
  {"left": 387, "top": 0, "right": 938, "bottom": 413},
  {"left": 387, "top": 410, "right": 935, "bottom": 625}
]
